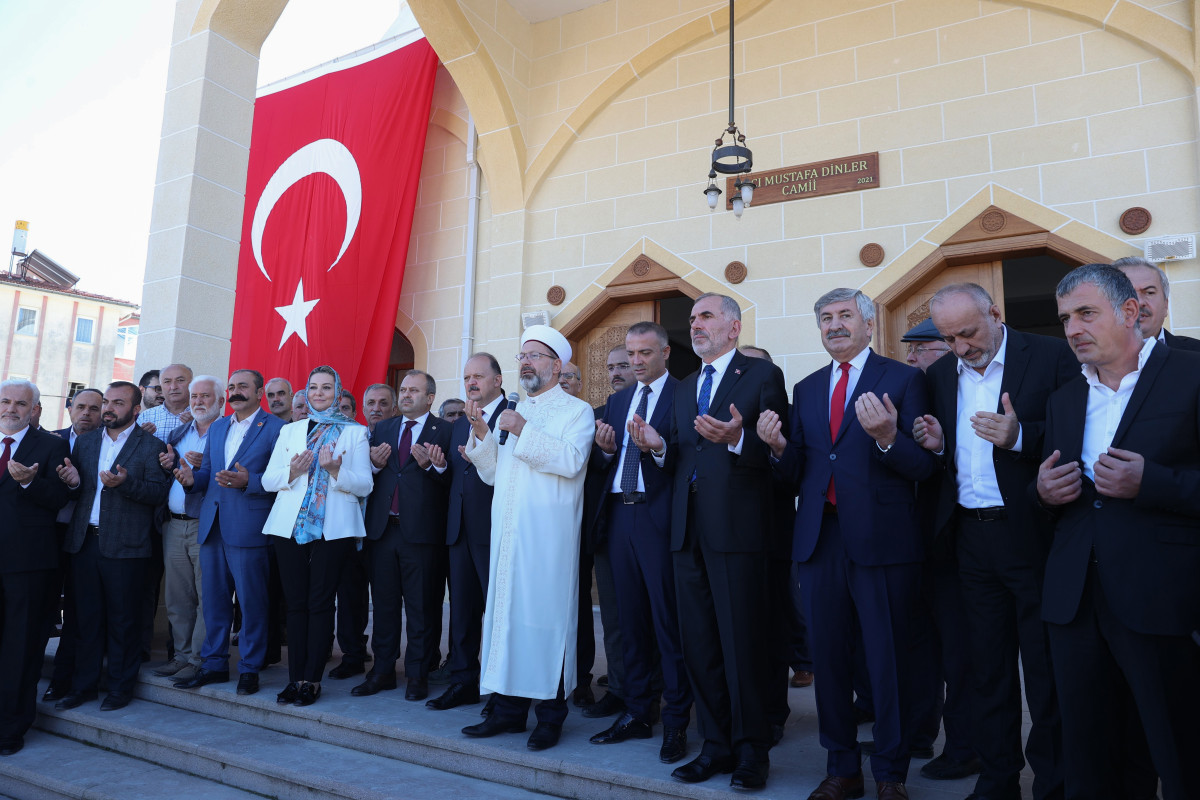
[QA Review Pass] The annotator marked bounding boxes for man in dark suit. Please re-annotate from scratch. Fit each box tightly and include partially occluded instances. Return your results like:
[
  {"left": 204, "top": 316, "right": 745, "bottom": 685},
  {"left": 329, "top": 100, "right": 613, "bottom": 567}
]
[
  {"left": 427, "top": 353, "right": 505, "bottom": 712},
  {"left": 42, "top": 388, "right": 104, "bottom": 703},
  {"left": 1036, "top": 264, "right": 1200, "bottom": 800},
  {"left": 355, "top": 369, "right": 452, "bottom": 702},
  {"left": 762, "top": 288, "right": 935, "bottom": 800},
  {"left": 914, "top": 284, "right": 1075, "bottom": 800},
  {"left": 632, "top": 293, "right": 788, "bottom": 790},
  {"left": 172, "top": 369, "right": 285, "bottom": 696},
  {"left": 587, "top": 322, "right": 691, "bottom": 764},
  {"left": 1112, "top": 256, "right": 1200, "bottom": 351},
  {"left": 55, "top": 381, "right": 170, "bottom": 712},
  {"left": 0, "top": 380, "right": 71, "bottom": 755}
]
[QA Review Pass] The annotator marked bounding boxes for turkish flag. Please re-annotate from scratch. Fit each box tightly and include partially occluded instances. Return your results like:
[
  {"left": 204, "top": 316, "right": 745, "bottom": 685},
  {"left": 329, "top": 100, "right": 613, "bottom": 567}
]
[{"left": 229, "top": 37, "right": 439, "bottom": 409}]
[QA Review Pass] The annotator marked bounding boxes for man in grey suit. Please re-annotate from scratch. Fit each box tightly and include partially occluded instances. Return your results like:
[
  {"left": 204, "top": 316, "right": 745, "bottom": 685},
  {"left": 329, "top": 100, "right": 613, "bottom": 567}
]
[{"left": 55, "top": 381, "right": 170, "bottom": 712}]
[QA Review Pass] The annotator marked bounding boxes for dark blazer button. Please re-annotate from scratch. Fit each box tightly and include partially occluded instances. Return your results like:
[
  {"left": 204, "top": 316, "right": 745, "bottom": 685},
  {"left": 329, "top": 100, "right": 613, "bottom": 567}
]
[
  {"left": 1093, "top": 499, "right": 1103, "bottom": 509},
  {"left": 829, "top": 453, "right": 837, "bottom": 461},
  {"left": 695, "top": 444, "right": 703, "bottom": 452}
]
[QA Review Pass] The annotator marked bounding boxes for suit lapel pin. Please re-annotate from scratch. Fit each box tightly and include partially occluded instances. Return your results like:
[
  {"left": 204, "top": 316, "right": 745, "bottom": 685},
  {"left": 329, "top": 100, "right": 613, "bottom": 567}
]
[{"left": 734, "top": 369, "right": 742, "bottom": 375}]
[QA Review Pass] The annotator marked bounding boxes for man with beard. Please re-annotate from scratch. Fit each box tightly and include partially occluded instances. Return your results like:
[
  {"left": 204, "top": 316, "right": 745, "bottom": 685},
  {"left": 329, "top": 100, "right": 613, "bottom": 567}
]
[
  {"left": 363, "top": 384, "right": 398, "bottom": 432},
  {"left": 56, "top": 381, "right": 169, "bottom": 711},
  {"left": 1112, "top": 256, "right": 1200, "bottom": 351},
  {"left": 761, "top": 288, "right": 934, "bottom": 800},
  {"left": 460, "top": 326, "right": 594, "bottom": 751},
  {"left": 606, "top": 346, "right": 635, "bottom": 394},
  {"left": 42, "top": 389, "right": 105, "bottom": 703},
  {"left": 357, "top": 370, "right": 451, "bottom": 702},
  {"left": 0, "top": 379, "right": 70, "bottom": 756},
  {"left": 138, "top": 370, "right": 163, "bottom": 414},
  {"left": 427, "top": 354, "right": 504, "bottom": 712},
  {"left": 265, "top": 378, "right": 294, "bottom": 423},
  {"left": 631, "top": 293, "right": 789, "bottom": 790},
  {"left": 173, "top": 370, "right": 284, "bottom": 696},
  {"left": 152, "top": 376, "right": 224, "bottom": 682}
]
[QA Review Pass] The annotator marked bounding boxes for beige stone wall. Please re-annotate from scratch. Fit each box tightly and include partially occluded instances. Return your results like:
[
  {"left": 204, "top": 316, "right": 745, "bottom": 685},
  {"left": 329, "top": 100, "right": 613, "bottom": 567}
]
[
  {"left": 402, "top": 0, "right": 1200, "bottom": 390},
  {"left": 0, "top": 287, "right": 130, "bottom": 428}
]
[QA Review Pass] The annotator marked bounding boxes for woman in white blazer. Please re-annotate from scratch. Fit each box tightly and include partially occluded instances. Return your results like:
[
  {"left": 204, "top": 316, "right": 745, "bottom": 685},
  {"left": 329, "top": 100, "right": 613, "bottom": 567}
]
[{"left": 262, "top": 365, "right": 371, "bottom": 706}]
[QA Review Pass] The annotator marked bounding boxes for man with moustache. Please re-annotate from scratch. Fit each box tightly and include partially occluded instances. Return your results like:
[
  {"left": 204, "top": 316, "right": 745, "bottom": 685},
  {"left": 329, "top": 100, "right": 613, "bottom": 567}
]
[
  {"left": 1036, "top": 265, "right": 1200, "bottom": 800},
  {"left": 559, "top": 362, "right": 583, "bottom": 398},
  {"left": 172, "top": 370, "right": 285, "bottom": 696},
  {"left": 630, "top": 293, "right": 788, "bottom": 790},
  {"left": 0, "top": 379, "right": 70, "bottom": 755},
  {"left": 56, "top": 382, "right": 169, "bottom": 712},
  {"left": 439, "top": 399, "right": 466, "bottom": 423},
  {"left": 460, "top": 326, "right": 594, "bottom": 751},
  {"left": 290, "top": 391, "right": 308, "bottom": 422},
  {"left": 1112, "top": 256, "right": 1200, "bottom": 350},
  {"left": 339, "top": 391, "right": 357, "bottom": 419},
  {"left": 152, "top": 376, "right": 224, "bottom": 682},
  {"left": 427, "top": 354, "right": 504, "bottom": 712},
  {"left": 761, "top": 288, "right": 935, "bottom": 800},
  {"left": 606, "top": 346, "right": 635, "bottom": 393},
  {"left": 356, "top": 370, "right": 451, "bottom": 702},
  {"left": 265, "top": 378, "right": 294, "bottom": 423},
  {"left": 588, "top": 321, "right": 692, "bottom": 764},
  {"left": 42, "top": 389, "right": 104, "bottom": 703},
  {"left": 914, "top": 284, "right": 1076, "bottom": 800}
]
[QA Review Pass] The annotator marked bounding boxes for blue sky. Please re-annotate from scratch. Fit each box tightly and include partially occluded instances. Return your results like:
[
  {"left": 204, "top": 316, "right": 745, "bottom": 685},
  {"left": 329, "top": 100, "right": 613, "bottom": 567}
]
[{"left": 0, "top": 0, "right": 406, "bottom": 303}]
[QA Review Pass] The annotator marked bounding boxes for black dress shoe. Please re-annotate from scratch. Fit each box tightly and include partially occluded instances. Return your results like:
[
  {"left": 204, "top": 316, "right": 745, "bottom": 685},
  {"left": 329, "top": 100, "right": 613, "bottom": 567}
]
[
  {"left": 660, "top": 726, "right": 688, "bottom": 763},
  {"left": 296, "top": 683, "right": 321, "bottom": 707},
  {"left": 174, "top": 668, "right": 229, "bottom": 689},
  {"left": 671, "top": 753, "right": 736, "bottom": 783},
  {"left": 462, "top": 715, "right": 526, "bottom": 737},
  {"left": 480, "top": 693, "right": 496, "bottom": 717},
  {"left": 350, "top": 673, "right": 397, "bottom": 696},
  {"left": 55, "top": 691, "right": 97, "bottom": 710},
  {"left": 426, "top": 682, "right": 479, "bottom": 710},
  {"left": 589, "top": 711, "right": 652, "bottom": 744},
  {"left": 100, "top": 692, "right": 132, "bottom": 711},
  {"left": 581, "top": 691, "right": 624, "bottom": 718},
  {"left": 405, "top": 678, "right": 428, "bottom": 701},
  {"left": 572, "top": 685, "right": 595, "bottom": 707},
  {"left": 0, "top": 738, "right": 23, "bottom": 756},
  {"left": 236, "top": 673, "right": 259, "bottom": 696},
  {"left": 527, "top": 722, "right": 562, "bottom": 751},
  {"left": 730, "top": 758, "right": 769, "bottom": 790},
  {"left": 327, "top": 660, "right": 365, "bottom": 679},
  {"left": 42, "top": 683, "right": 70, "bottom": 703},
  {"left": 920, "top": 753, "right": 982, "bottom": 780},
  {"left": 277, "top": 682, "right": 300, "bottom": 704}
]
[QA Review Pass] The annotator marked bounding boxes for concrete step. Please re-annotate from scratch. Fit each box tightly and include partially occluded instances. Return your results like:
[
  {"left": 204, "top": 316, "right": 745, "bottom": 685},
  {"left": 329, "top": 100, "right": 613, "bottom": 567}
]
[
  {"left": 0, "top": 729, "right": 265, "bottom": 800},
  {"left": 34, "top": 679, "right": 558, "bottom": 800}
]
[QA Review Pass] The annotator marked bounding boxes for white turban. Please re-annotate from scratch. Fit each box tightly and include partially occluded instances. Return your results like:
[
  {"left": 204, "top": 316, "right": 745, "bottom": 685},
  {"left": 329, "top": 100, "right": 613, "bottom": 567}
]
[{"left": 520, "top": 324, "right": 572, "bottom": 364}]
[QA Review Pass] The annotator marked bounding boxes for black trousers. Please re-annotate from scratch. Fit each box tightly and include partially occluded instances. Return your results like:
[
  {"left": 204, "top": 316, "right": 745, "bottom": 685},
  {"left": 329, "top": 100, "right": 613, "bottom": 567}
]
[
  {"left": 48, "top": 548, "right": 79, "bottom": 689},
  {"left": 365, "top": 521, "right": 440, "bottom": 680},
  {"left": 910, "top": 556, "right": 974, "bottom": 760},
  {"left": 273, "top": 536, "right": 354, "bottom": 683},
  {"left": 492, "top": 674, "right": 568, "bottom": 726},
  {"left": 1049, "top": 563, "right": 1200, "bottom": 800},
  {"left": 764, "top": 555, "right": 798, "bottom": 728},
  {"left": 957, "top": 516, "right": 1062, "bottom": 800},
  {"left": 576, "top": 546, "right": 595, "bottom": 691},
  {"left": 673, "top": 496, "right": 770, "bottom": 763},
  {"left": 447, "top": 532, "right": 488, "bottom": 685},
  {"left": 334, "top": 547, "right": 370, "bottom": 666},
  {"left": 71, "top": 530, "right": 148, "bottom": 696},
  {"left": 0, "top": 569, "right": 56, "bottom": 742}
]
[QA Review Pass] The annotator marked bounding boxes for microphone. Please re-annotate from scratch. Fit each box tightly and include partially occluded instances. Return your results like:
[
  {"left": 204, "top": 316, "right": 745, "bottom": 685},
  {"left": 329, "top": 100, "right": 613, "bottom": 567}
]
[{"left": 497, "top": 392, "right": 520, "bottom": 445}]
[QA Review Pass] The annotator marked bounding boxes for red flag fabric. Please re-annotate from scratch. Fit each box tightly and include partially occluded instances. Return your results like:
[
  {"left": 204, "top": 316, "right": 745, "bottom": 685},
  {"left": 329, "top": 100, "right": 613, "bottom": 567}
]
[{"left": 229, "top": 37, "right": 439, "bottom": 411}]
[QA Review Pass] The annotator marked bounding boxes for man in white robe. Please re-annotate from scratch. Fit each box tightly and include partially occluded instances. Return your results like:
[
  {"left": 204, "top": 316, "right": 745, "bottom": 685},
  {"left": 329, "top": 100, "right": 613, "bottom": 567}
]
[{"left": 460, "top": 325, "right": 595, "bottom": 751}]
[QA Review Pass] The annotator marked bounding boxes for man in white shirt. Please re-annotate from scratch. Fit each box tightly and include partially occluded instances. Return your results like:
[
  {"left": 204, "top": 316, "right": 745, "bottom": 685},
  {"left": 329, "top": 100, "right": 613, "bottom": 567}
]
[
  {"left": 1112, "top": 256, "right": 1200, "bottom": 351},
  {"left": 265, "top": 377, "right": 294, "bottom": 423},
  {"left": 138, "top": 364, "right": 194, "bottom": 442}
]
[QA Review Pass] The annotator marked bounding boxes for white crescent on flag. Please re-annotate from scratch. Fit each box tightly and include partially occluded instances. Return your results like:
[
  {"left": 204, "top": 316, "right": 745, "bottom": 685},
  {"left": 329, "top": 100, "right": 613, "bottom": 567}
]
[{"left": 250, "top": 138, "right": 362, "bottom": 282}]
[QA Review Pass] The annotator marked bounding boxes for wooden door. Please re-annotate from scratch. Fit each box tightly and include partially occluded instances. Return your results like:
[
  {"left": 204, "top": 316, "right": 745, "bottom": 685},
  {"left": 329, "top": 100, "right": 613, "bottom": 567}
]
[
  {"left": 880, "top": 262, "right": 1003, "bottom": 359},
  {"left": 578, "top": 301, "right": 655, "bottom": 408}
]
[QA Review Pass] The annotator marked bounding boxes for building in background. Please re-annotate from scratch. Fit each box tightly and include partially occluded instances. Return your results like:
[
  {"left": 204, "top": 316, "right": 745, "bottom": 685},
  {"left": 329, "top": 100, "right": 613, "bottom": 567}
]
[{"left": 1, "top": 250, "right": 138, "bottom": 428}]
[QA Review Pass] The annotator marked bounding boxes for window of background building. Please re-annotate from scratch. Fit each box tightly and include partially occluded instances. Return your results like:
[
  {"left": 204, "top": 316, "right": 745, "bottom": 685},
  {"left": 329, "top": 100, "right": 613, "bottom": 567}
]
[
  {"left": 75, "top": 317, "right": 94, "bottom": 344},
  {"left": 68, "top": 382, "right": 86, "bottom": 402},
  {"left": 116, "top": 324, "right": 138, "bottom": 358},
  {"left": 16, "top": 308, "right": 37, "bottom": 336}
]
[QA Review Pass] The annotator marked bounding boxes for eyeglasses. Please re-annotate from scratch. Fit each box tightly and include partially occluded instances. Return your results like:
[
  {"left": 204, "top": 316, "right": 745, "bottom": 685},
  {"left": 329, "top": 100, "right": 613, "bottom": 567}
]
[
  {"left": 605, "top": 362, "right": 630, "bottom": 372},
  {"left": 906, "top": 344, "right": 950, "bottom": 355},
  {"left": 515, "top": 352, "right": 555, "bottom": 363},
  {"left": 560, "top": 372, "right": 580, "bottom": 381}
]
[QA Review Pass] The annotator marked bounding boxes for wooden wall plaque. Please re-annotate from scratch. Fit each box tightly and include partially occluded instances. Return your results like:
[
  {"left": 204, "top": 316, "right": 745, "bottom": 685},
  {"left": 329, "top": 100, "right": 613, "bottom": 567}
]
[{"left": 726, "top": 152, "right": 880, "bottom": 209}]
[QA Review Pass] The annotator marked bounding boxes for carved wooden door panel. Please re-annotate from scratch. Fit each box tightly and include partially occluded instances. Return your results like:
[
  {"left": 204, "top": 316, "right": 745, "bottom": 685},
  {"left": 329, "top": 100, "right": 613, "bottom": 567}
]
[
  {"left": 580, "top": 301, "right": 656, "bottom": 408},
  {"left": 882, "top": 262, "right": 1003, "bottom": 359}
]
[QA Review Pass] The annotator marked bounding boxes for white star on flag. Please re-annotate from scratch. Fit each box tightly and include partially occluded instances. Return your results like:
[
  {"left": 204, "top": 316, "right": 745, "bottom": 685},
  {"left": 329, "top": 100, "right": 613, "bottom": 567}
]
[{"left": 275, "top": 278, "right": 320, "bottom": 349}]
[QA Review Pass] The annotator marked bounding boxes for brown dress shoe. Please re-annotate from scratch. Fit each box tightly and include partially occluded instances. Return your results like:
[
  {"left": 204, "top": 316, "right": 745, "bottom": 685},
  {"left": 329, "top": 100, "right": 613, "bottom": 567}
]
[
  {"left": 807, "top": 773, "right": 865, "bottom": 800},
  {"left": 876, "top": 782, "right": 908, "bottom": 800},
  {"left": 790, "top": 670, "right": 814, "bottom": 688}
]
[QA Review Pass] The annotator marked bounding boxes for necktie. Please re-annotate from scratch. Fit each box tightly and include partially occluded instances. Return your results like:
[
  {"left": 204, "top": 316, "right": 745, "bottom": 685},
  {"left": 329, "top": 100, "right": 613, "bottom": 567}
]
[
  {"left": 692, "top": 365, "right": 716, "bottom": 484},
  {"left": 390, "top": 420, "right": 416, "bottom": 515},
  {"left": 620, "top": 385, "right": 652, "bottom": 494},
  {"left": 827, "top": 362, "right": 851, "bottom": 505},
  {"left": 0, "top": 437, "right": 13, "bottom": 480}
]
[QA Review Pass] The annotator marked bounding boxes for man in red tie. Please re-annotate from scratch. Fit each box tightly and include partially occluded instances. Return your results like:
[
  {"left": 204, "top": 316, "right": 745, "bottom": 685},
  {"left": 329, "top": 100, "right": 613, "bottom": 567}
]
[
  {"left": 355, "top": 370, "right": 452, "bottom": 703},
  {"left": 759, "top": 288, "right": 935, "bottom": 800}
]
